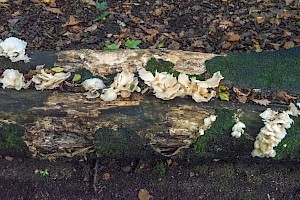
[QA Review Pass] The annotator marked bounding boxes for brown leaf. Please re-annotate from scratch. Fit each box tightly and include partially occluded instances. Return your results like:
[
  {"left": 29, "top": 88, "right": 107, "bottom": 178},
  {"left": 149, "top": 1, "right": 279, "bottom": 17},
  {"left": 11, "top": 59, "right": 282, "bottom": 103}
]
[
  {"left": 44, "top": 7, "right": 63, "bottom": 14},
  {"left": 145, "top": 28, "right": 159, "bottom": 36},
  {"left": 284, "top": 41, "right": 295, "bottom": 49},
  {"left": 274, "top": 91, "right": 297, "bottom": 102},
  {"left": 256, "top": 16, "right": 265, "bottom": 24},
  {"left": 84, "top": 24, "right": 98, "bottom": 32},
  {"left": 138, "top": 189, "right": 151, "bottom": 200},
  {"left": 11, "top": 11, "right": 21, "bottom": 17},
  {"left": 226, "top": 32, "right": 241, "bottom": 42},
  {"left": 5, "top": 156, "right": 14, "bottom": 161},
  {"left": 42, "top": 0, "right": 56, "bottom": 7},
  {"left": 252, "top": 99, "right": 271, "bottom": 106},
  {"left": 270, "top": 43, "right": 281, "bottom": 50},
  {"left": 62, "top": 15, "right": 79, "bottom": 27},
  {"left": 102, "top": 172, "right": 110, "bottom": 181},
  {"left": 233, "top": 87, "right": 251, "bottom": 103}
]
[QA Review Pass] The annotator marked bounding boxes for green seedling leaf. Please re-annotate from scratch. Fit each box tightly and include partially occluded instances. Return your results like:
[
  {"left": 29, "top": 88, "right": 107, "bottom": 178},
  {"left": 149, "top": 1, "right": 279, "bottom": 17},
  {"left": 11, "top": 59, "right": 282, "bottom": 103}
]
[
  {"left": 51, "top": 67, "right": 64, "bottom": 73},
  {"left": 125, "top": 39, "right": 141, "bottom": 49},
  {"left": 219, "top": 92, "right": 230, "bottom": 101},
  {"left": 130, "top": 83, "right": 135, "bottom": 91},
  {"left": 72, "top": 74, "right": 81, "bottom": 82},
  {"left": 96, "top": 1, "right": 108, "bottom": 11},
  {"left": 95, "top": 11, "right": 109, "bottom": 21},
  {"left": 116, "top": 20, "right": 126, "bottom": 27},
  {"left": 219, "top": 85, "right": 229, "bottom": 92},
  {"left": 104, "top": 43, "right": 120, "bottom": 50}
]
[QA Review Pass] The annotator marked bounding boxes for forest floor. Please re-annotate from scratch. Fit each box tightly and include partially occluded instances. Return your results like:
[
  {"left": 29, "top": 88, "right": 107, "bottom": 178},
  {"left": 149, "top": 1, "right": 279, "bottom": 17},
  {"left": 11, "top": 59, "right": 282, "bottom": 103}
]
[{"left": 1, "top": 0, "right": 300, "bottom": 199}]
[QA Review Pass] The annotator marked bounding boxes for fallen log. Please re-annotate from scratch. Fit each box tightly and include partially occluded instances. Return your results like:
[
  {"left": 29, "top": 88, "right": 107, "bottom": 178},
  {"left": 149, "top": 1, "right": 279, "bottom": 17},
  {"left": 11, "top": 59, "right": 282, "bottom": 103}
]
[{"left": 0, "top": 48, "right": 299, "bottom": 160}]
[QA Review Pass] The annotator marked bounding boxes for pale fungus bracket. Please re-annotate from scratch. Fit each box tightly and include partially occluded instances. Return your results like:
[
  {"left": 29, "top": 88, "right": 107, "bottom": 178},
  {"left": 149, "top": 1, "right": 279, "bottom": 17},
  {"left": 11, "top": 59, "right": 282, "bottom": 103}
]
[{"left": 0, "top": 37, "right": 30, "bottom": 63}]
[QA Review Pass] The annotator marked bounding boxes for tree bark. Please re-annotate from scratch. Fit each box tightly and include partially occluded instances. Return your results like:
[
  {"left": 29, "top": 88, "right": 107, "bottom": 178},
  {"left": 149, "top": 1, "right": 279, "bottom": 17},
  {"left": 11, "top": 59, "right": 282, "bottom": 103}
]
[{"left": 0, "top": 49, "right": 299, "bottom": 160}]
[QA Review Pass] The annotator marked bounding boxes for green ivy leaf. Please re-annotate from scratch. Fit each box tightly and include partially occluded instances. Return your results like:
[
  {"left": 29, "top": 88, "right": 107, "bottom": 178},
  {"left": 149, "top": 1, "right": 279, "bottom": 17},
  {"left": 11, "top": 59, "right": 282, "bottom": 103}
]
[
  {"left": 72, "top": 74, "right": 82, "bottom": 82},
  {"left": 125, "top": 39, "right": 141, "bottom": 49},
  {"left": 51, "top": 67, "right": 64, "bottom": 73},
  {"left": 103, "top": 43, "right": 120, "bottom": 50},
  {"left": 96, "top": 1, "right": 108, "bottom": 11}
]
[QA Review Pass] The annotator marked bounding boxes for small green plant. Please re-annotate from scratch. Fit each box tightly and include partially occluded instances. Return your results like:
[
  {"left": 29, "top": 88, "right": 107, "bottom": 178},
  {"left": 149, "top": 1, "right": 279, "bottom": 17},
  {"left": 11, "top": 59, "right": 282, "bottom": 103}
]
[
  {"left": 34, "top": 169, "right": 50, "bottom": 178},
  {"left": 125, "top": 39, "right": 141, "bottom": 49},
  {"left": 153, "top": 162, "right": 166, "bottom": 176},
  {"left": 116, "top": 20, "right": 126, "bottom": 27},
  {"left": 94, "top": 1, "right": 109, "bottom": 21},
  {"left": 103, "top": 43, "right": 120, "bottom": 50}
]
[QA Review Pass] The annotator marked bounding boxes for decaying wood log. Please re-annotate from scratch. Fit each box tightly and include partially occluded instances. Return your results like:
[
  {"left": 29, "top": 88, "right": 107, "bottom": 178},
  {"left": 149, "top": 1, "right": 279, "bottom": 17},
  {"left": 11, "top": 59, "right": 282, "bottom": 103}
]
[{"left": 0, "top": 49, "right": 299, "bottom": 160}]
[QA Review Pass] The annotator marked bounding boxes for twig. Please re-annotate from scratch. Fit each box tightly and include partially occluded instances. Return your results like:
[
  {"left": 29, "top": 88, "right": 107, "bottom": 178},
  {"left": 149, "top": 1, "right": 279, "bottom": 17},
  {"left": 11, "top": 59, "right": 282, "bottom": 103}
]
[{"left": 93, "top": 159, "right": 99, "bottom": 193}]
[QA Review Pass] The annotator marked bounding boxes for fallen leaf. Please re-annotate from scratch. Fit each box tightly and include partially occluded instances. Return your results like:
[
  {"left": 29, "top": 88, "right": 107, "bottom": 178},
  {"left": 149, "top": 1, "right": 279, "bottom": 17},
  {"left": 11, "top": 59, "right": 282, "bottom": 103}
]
[
  {"left": 44, "top": 7, "right": 63, "bottom": 14},
  {"left": 226, "top": 32, "right": 241, "bottom": 42},
  {"left": 5, "top": 156, "right": 14, "bottom": 161},
  {"left": 274, "top": 91, "right": 297, "bottom": 102},
  {"left": 256, "top": 16, "right": 265, "bottom": 24},
  {"left": 42, "top": 0, "right": 56, "bottom": 7},
  {"left": 84, "top": 24, "right": 98, "bottom": 32},
  {"left": 51, "top": 67, "right": 64, "bottom": 73},
  {"left": 144, "top": 28, "right": 159, "bottom": 36},
  {"left": 62, "top": 15, "right": 79, "bottom": 27},
  {"left": 270, "top": 43, "right": 281, "bottom": 50},
  {"left": 284, "top": 41, "right": 295, "bottom": 49},
  {"left": 11, "top": 11, "right": 21, "bottom": 17},
  {"left": 233, "top": 87, "right": 251, "bottom": 103},
  {"left": 102, "top": 172, "right": 110, "bottom": 181},
  {"left": 219, "top": 92, "right": 230, "bottom": 101},
  {"left": 72, "top": 74, "right": 81, "bottom": 82},
  {"left": 138, "top": 189, "right": 151, "bottom": 200},
  {"left": 251, "top": 99, "right": 271, "bottom": 106}
]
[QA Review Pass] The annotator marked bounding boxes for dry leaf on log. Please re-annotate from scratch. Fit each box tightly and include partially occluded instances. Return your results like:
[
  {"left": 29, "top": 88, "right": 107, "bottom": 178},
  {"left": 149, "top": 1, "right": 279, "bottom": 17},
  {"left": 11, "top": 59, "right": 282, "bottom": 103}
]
[
  {"left": 251, "top": 99, "right": 271, "bottom": 106},
  {"left": 274, "top": 91, "right": 297, "bottom": 103},
  {"left": 233, "top": 87, "right": 251, "bottom": 103}
]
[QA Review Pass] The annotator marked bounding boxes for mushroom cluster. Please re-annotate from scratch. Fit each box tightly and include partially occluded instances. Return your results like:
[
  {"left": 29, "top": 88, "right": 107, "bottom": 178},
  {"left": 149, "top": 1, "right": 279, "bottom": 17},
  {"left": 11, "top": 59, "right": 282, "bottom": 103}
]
[
  {"left": 0, "top": 69, "right": 29, "bottom": 90},
  {"left": 138, "top": 68, "right": 223, "bottom": 102},
  {"left": 0, "top": 37, "right": 30, "bottom": 63},
  {"left": 100, "top": 70, "right": 140, "bottom": 101},
  {"left": 32, "top": 69, "right": 71, "bottom": 90},
  {"left": 251, "top": 108, "right": 294, "bottom": 158},
  {"left": 81, "top": 78, "right": 106, "bottom": 98},
  {"left": 231, "top": 115, "right": 246, "bottom": 138}
]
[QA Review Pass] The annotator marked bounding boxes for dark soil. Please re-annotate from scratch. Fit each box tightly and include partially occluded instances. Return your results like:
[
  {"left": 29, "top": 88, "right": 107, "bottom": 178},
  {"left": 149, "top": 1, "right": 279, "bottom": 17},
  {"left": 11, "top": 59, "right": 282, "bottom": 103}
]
[{"left": 1, "top": 0, "right": 300, "bottom": 199}]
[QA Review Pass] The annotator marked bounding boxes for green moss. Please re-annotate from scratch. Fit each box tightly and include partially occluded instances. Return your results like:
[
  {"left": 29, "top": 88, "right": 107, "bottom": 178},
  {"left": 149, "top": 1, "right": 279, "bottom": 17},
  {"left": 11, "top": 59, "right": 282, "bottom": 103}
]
[
  {"left": 94, "top": 126, "right": 148, "bottom": 158},
  {"left": 0, "top": 123, "right": 28, "bottom": 154},
  {"left": 275, "top": 117, "right": 300, "bottom": 160},
  {"left": 205, "top": 47, "right": 300, "bottom": 93},
  {"left": 192, "top": 108, "right": 253, "bottom": 159},
  {"left": 145, "top": 58, "right": 179, "bottom": 76}
]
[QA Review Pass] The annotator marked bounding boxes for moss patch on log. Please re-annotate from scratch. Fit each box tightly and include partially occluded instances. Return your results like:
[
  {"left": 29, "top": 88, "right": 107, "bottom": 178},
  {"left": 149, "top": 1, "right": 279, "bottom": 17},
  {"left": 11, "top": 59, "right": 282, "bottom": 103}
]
[
  {"left": 189, "top": 108, "right": 256, "bottom": 159},
  {"left": 205, "top": 47, "right": 300, "bottom": 93},
  {"left": 0, "top": 123, "right": 29, "bottom": 155},
  {"left": 275, "top": 117, "right": 300, "bottom": 160},
  {"left": 94, "top": 127, "right": 149, "bottom": 158},
  {"left": 145, "top": 58, "right": 178, "bottom": 76}
]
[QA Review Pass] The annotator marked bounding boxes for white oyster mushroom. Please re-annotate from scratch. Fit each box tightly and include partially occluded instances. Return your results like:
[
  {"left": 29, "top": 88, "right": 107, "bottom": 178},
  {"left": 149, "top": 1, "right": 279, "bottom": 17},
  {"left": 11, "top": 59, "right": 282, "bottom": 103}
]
[
  {"left": 288, "top": 103, "right": 299, "bottom": 116},
  {"left": 32, "top": 69, "right": 71, "bottom": 90},
  {"left": 100, "top": 88, "right": 118, "bottom": 101},
  {"left": 0, "top": 69, "right": 28, "bottom": 90},
  {"left": 82, "top": 78, "right": 106, "bottom": 99},
  {"left": 138, "top": 68, "right": 155, "bottom": 86},
  {"left": 252, "top": 108, "right": 294, "bottom": 158},
  {"left": 152, "top": 73, "right": 181, "bottom": 100},
  {"left": 0, "top": 37, "right": 30, "bottom": 63},
  {"left": 231, "top": 121, "right": 246, "bottom": 138},
  {"left": 193, "top": 71, "right": 224, "bottom": 88},
  {"left": 112, "top": 70, "right": 141, "bottom": 97}
]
